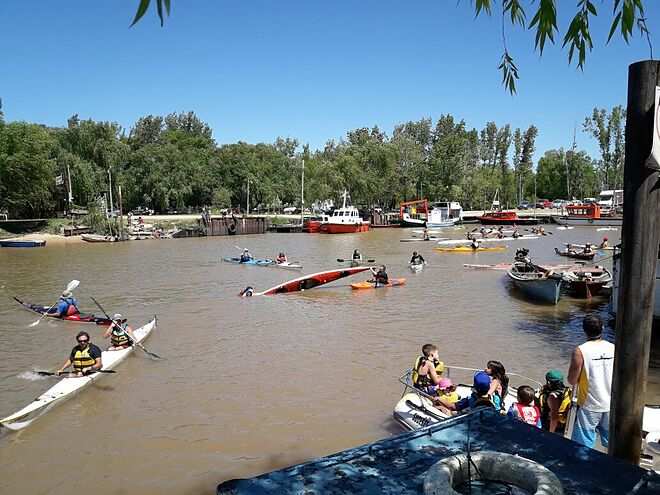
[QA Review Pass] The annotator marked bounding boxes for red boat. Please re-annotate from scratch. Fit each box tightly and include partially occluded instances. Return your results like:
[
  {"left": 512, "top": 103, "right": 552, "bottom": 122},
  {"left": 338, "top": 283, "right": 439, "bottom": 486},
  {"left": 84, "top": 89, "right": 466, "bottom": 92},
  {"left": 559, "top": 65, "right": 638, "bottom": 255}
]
[
  {"left": 302, "top": 215, "right": 327, "bottom": 233},
  {"left": 323, "top": 191, "right": 370, "bottom": 234},
  {"left": 477, "top": 211, "right": 539, "bottom": 225}
]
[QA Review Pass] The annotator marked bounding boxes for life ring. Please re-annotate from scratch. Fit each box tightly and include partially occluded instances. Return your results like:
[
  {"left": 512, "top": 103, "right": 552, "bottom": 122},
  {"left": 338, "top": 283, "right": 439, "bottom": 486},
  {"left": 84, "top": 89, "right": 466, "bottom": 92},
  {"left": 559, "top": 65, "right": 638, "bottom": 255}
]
[
  {"left": 228, "top": 222, "right": 237, "bottom": 235},
  {"left": 424, "top": 451, "right": 563, "bottom": 495}
]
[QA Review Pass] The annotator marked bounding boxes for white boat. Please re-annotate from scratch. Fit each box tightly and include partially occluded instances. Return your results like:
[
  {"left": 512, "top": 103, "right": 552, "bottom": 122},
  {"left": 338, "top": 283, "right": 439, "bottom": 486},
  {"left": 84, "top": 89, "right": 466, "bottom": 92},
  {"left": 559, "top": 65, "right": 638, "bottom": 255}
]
[
  {"left": 81, "top": 233, "right": 117, "bottom": 243},
  {"left": 409, "top": 263, "right": 424, "bottom": 273},
  {"left": 426, "top": 201, "right": 463, "bottom": 228},
  {"left": 436, "top": 235, "right": 538, "bottom": 246},
  {"left": 0, "top": 317, "right": 157, "bottom": 431},
  {"left": 273, "top": 261, "right": 303, "bottom": 270}
]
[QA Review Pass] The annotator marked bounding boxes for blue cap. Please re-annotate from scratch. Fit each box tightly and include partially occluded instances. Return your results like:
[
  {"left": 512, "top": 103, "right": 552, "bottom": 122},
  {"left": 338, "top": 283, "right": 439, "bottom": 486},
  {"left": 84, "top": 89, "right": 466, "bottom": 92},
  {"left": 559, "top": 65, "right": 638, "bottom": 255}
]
[{"left": 473, "top": 371, "right": 491, "bottom": 394}]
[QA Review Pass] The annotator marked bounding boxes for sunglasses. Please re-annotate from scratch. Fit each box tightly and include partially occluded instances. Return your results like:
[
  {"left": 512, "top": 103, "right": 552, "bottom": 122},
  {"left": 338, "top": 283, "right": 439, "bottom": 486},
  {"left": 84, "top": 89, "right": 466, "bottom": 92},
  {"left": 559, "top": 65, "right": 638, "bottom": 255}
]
[{"left": 77, "top": 339, "right": 89, "bottom": 344}]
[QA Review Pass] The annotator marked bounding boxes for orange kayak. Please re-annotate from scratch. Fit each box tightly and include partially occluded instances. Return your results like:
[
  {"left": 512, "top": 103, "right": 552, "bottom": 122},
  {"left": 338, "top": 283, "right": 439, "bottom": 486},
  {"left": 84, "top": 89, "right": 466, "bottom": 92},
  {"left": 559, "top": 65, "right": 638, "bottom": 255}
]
[{"left": 350, "top": 278, "right": 407, "bottom": 290}]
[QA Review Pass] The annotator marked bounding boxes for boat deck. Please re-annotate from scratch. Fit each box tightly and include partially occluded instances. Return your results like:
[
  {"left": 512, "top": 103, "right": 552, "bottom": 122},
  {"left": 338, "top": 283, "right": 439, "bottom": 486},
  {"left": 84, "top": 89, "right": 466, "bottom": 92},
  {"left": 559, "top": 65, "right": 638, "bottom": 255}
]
[{"left": 217, "top": 409, "right": 660, "bottom": 494}]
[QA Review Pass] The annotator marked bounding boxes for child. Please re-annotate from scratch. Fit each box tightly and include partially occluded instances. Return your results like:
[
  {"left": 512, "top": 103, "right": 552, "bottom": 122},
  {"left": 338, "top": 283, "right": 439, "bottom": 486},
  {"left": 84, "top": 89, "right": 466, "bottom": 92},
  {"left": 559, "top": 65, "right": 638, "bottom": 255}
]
[
  {"left": 412, "top": 344, "right": 444, "bottom": 394},
  {"left": 437, "top": 378, "right": 459, "bottom": 404},
  {"left": 507, "top": 385, "right": 541, "bottom": 428}
]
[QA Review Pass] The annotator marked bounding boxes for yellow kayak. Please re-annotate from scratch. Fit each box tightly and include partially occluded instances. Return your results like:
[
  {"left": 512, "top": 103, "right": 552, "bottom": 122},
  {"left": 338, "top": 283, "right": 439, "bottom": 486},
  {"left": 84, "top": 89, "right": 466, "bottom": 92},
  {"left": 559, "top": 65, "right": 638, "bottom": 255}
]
[
  {"left": 433, "top": 246, "right": 508, "bottom": 253},
  {"left": 351, "top": 278, "right": 407, "bottom": 290}
]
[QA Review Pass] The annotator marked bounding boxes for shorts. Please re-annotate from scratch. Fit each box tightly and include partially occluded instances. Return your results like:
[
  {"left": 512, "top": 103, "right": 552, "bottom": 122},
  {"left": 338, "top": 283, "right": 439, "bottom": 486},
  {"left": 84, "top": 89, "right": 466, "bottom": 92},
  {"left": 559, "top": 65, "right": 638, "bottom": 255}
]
[{"left": 572, "top": 407, "right": 609, "bottom": 449}]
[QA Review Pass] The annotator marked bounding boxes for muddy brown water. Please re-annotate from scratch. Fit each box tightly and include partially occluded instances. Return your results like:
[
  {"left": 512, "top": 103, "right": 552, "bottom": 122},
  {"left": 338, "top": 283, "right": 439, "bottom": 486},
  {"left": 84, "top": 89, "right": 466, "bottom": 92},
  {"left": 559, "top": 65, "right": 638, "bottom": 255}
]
[{"left": 0, "top": 226, "right": 657, "bottom": 494}]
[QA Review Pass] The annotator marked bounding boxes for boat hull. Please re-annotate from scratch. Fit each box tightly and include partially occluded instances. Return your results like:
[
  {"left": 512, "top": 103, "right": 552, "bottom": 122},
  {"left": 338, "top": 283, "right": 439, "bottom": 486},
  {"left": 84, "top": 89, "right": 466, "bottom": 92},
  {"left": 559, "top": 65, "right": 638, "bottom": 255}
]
[
  {"left": 13, "top": 297, "right": 113, "bottom": 325},
  {"left": 508, "top": 273, "right": 562, "bottom": 304},
  {"left": 323, "top": 223, "right": 369, "bottom": 234},
  {"left": 222, "top": 257, "right": 274, "bottom": 266},
  {"left": 0, "top": 239, "right": 46, "bottom": 248},
  {"left": 434, "top": 246, "right": 507, "bottom": 253},
  {"left": 409, "top": 263, "right": 424, "bottom": 273},
  {"left": 257, "top": 267, "right": 371, "bottom": 295}
]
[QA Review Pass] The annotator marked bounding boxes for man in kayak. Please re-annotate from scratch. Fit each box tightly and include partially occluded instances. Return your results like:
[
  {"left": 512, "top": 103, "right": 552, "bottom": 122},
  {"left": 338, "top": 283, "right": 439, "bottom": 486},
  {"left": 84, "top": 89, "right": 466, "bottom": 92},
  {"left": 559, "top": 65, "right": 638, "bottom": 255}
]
[
  {"left": 239, "top": 286, "right": 254, "bottom": 297},
  {"left": 410, "top": 251, "right": 425, "bottom": 265},
  {"left": 240, "top": 248, "right": 253, "bottom": 262},
  {"left": 352, "top": 249, "right": 362, "bottom": 262},
  {"left": 512, "top": 229, "right": 521, "bottom": 239},
  {"left": 276, "top": 252, "right": 287, "bottom": 264},
  {"left": 371, "top": 265, "right": 389, "bottom": 287},
  {"left": 103, "top": 314, "right": 136, "bottom": 351},
  {"left": 583, "top": 243, "right": 594, "bottom": 255},
  {"left": 470, "top": 238, "right": 481, "bottom": 250},
  {"left": 49, "top": 290, "right": 80, "bottom": 318},
  {"left": 599, "top": 237, "right": 609, "bottom": 249},
  {"left": 57, "top": 331, "right": 103, "bottom": 376},
  {"left": 422, "top": 228, "right": 430, "bottom": 241}
]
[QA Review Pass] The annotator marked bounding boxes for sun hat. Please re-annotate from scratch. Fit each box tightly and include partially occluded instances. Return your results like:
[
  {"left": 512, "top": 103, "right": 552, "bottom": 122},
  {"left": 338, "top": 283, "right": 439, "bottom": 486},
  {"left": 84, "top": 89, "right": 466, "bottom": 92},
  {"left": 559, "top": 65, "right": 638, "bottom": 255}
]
[
  {"left": 438, "top": 378, "right": 453, "bottom": 390},
  {"left": 473, "top": 371, "right": 491, "bottom": 394}
]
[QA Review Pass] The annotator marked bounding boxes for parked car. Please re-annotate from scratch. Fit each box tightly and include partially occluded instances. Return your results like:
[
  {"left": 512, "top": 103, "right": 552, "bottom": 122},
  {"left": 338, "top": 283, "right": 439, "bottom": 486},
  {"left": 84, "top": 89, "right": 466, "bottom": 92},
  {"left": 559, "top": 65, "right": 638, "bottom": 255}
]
[
  {"left": 517, "top": 200, "right": 531, "bottom": 210},
  {"left": 130, "top": 206, "right": 154, "bottom": 216},
  {"left": 551, "top": 199, "right": 566, "bottom": 209},
  {"left": 535, "top": 199, "right": 552, "bottom": 209}
]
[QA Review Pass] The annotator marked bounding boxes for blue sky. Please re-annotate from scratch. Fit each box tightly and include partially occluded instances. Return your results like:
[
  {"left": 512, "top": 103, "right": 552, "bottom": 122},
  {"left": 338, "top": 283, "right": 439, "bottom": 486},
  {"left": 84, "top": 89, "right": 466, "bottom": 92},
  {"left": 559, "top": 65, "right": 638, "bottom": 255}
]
[{"left": 1, "top": 1, "right": 658, "bottom": 161}]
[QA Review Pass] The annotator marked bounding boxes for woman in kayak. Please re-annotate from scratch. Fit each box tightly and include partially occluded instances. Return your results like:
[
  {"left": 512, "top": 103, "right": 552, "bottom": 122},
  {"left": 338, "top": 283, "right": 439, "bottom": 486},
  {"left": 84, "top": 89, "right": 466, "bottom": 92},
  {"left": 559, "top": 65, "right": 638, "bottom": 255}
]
[
  {"left": 57, "top": 331, "right": 103, "bottom": 376},
  {"left": 103, "top": 314, "right": 136, "bottom": 351},
  {"left": 276, "top": 252, "right": 287, "bottom": 264}
]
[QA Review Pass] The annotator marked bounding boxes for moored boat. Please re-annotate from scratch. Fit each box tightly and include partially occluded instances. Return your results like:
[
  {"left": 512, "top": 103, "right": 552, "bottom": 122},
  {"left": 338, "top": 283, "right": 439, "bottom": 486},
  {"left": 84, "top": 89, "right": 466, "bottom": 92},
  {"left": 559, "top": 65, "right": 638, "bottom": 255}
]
[
  {"left": 507, "top": 260, "right": 563, "bottom": 304},
  {"left": 323, "top": 191, "right": 369, "bottom": 234},
  {"left": 81, "top": 233, "right": 117, "bottom": 243},
  {"left": 0, "top": 239, "right": 46, "bottom": 248},
  {"left": 350, "top": 278, "right": 406, "bottom": 290},
  {"left": 0, "top": 316, "right": 157, "bottom": 431},
  {"left": 477, "top": 211, "right": 539, "bottom": 225},
  {"left": 563, "top": 266, "right": 612, "bottom": 298},
  {"left": 256, "top": 266, "right": 371, "bottom": 295},
  {"left": 426, "top": 201, "right": 463, "bottom": 228},
  {"left": 13, "top": 296, "right": 114, "bottom": 325},
  {"left": 552, "top": 203, "right": 623, "bottom": 226},
  {"left": 399, "top": 199, "right": 428, "bottom": 228}
]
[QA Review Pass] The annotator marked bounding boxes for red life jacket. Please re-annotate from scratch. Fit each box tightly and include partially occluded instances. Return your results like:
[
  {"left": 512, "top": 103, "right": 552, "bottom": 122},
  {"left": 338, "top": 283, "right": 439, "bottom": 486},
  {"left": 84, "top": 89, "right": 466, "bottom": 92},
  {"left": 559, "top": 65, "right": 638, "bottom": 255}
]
[{"left": 515, "top": 403, "right": 541, "bottom": 426}]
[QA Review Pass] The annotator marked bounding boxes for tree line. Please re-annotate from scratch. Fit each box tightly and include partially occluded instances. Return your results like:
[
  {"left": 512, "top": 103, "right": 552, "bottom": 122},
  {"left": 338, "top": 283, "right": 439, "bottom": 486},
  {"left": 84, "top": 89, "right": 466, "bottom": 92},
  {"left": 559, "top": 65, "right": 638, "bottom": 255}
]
[{"left": 0, "top": 106, "right": 624, "bottom": 219}]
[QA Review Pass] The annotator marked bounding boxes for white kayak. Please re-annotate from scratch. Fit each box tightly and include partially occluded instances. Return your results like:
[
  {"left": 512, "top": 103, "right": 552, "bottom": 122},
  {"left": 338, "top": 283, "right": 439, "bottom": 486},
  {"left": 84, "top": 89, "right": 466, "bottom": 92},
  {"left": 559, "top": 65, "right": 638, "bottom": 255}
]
[
  {"left": 409, "top": 263, "right": 425, "bottom": 273},
  {"left": 272, "top": 261, "right": 303, "bottom": 270},
  {"left": 436, "top": 235, "right": 539, "bottom": 246},
  {"left": 0, "top": 316, "right": 157, "bottom": 431}
]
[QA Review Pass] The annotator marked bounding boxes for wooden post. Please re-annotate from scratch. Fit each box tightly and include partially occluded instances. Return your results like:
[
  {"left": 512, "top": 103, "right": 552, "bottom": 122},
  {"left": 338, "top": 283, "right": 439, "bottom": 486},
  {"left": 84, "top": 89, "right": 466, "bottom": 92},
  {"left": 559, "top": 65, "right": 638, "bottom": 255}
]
[
  {"left": 118, "top": 185, "right": 124, "bottom": 241},
  {"left": 610, "top": 60, "right": 660, "bottom": 464}
]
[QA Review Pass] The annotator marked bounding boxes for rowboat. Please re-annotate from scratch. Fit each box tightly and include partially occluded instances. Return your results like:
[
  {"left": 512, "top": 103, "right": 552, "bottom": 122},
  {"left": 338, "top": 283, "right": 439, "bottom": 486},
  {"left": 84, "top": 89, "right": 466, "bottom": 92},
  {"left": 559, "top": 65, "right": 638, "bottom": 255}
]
[
  {"left": 272, "top": 261, "right": 303, "bottom": 270},
  {"left": 507, "top": 261, "right": 562, "bottom": 304},
  {"left": 256, "top": 267, "right": 371, "bottom": 295},
  {"left": 81, "top": 233, "right": 117, "bottom": 243},
  {"left": 436, "top": 235, "right": 537, "bottom": 246},
  {"left": 409, "top": 263, "right": 424, "bottom": 273},
  {"left": 0, "top": 316, "right": 157, "bottom": 431},
  {"left": 222, "top": 257, "right": 274, "bottom": 266},
  {"left": 562, "top": 266, "right": 613, "bottom": 298},
  {"left": 350, "top": 278, "right": 406, "bottom": 290},
  {"left": 554, "top": 247, "right": 596, "bottom": 261},
  {"left": 433, "top": 246, "right": 507, "bottom": 253},
  {"left": 13, "top": 296, "right": 114, "bottom": 325},
  {"left": 0, "top": 239, "right": 46, "bottom": 248}
]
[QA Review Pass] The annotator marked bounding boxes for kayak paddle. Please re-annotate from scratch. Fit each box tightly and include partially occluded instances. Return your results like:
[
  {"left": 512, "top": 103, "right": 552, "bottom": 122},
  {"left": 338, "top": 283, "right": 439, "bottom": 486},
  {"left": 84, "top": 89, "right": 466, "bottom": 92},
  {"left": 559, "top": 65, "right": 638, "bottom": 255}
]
[
  {"left": 29, "top": 280, "right": 80, "bottom": 327},
  {"left": 36, "top": 370, "right": 116, "bottom": 376},
  {"left": 337, "top": 258, "right": 376, "bottom": 263},
  {"left": 89, "top": 297, "right": 162, "bottom": 360}
]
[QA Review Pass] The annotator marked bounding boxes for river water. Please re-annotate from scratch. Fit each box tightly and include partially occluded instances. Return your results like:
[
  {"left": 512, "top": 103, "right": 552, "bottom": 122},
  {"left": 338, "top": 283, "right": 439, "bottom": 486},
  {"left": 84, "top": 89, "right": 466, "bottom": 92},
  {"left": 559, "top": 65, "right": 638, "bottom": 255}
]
[{"left": 0, "top": 226, "right": 657, "bottom": 494}]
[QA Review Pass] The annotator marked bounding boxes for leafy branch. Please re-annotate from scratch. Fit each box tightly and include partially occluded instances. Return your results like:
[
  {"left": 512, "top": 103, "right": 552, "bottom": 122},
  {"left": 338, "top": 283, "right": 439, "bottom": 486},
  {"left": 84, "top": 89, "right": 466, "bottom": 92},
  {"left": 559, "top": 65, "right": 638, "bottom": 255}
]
[{"left": 131, "top": 0, "right": 170, "bottom": 27}]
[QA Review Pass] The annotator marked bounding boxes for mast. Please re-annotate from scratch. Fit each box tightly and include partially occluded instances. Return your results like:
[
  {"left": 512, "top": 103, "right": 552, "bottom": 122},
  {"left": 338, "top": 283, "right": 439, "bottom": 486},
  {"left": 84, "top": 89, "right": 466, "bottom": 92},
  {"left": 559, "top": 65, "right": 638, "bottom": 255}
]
[
  {"left": 247, "top": 179, "right": 250, "bottom": 215},
  {"left": 300, "top": 159, "right": 305, "bottom": 227}
]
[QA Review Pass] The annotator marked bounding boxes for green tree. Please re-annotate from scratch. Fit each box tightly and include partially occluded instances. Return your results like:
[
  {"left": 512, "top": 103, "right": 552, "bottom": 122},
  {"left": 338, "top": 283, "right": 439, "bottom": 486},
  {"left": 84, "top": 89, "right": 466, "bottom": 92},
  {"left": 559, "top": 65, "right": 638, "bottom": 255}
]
[{"left": 583, "top": 106, "right": 626, "bottom": 189}]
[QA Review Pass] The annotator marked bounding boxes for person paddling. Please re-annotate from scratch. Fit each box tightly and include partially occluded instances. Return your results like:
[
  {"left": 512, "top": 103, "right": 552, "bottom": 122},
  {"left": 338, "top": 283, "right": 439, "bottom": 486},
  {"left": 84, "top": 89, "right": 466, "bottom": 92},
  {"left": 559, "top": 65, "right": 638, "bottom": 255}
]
[
  {"left": 240, "top": 248, "right": 253, "bottom": 262},
  {"left": 470, "top": 238, "right": 481, "bottom": 250},
  {"left": 276, "top": 252, "right": 287, "bottom": 264},
  {"left": 410, "top": 251, "right": 425, "bottom": 265},
  {"left": 599, "top": 237, "right": 609, "bottom": 249},
  {"left": 422, "top": 228, "right": 430, "bottom": 241},
  {"left": 352, "top": 249, "right": 362, "bottom": 262},
  {"left": 57, "top": 331, "right": 103, "bottom": 376},
  {"left": 49, "top": 290, "right": 80, "bottom": 318},
  {"left": 103, "top": 314, "right": 136, "bottom": 351},
  {"left": 371, "top": 265, "right": 389, "bottom": 287}
]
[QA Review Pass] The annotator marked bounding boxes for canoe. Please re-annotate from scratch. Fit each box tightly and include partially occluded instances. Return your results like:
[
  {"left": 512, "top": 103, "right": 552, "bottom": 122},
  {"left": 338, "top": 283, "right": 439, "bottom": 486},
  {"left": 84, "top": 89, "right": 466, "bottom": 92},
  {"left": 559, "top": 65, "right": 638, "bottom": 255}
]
[
  {"left": 13, "top": 297, "right": 114, "bottom": 326},
  {"left": 0, "top": 317, "right": 157, "bottom": 431},
  {"left": 272, "top": 261, "right": 303, "bottom": 270},
  {"left": 436, "top": 235, "right": 537, "bottom": 246},
  {"left": 257, "top": 266, "right": 371, "bottom": 295},
  {"left": 222, "top": 257, "right": 274, "bottom": 266},
  {"left": 351, "top": 278, "right": 407, "bottom": 290},
  {"left": 0, "top": 239, "right": 46, "bottom": 248},
  {"left": 507, "top": 262, "right": 562, "bottom": 304},
  {"left": 554, "top": 247, "right": 596, "bottom": 261},
  {"left": 433, "top": 246, "right": 507, "bottom": 253},
  {"left": 409, "top": 263, "right": 424, "bottom": 273}
]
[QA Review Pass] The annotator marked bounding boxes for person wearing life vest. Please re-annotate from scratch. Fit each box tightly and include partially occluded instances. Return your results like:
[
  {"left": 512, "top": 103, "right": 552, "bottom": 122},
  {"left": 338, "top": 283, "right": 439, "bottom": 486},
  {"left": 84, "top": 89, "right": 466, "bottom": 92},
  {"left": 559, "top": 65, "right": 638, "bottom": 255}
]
[
  {"left": 276, "top": 252, "right": 287, "bottom": 264},
  {"left": 49, "top": 290, "right": 80, "bottom": 318},
  {"left": 507, "top": 385, "right": 541, "bottom": 428},
  {"left": 470, "top": 238, "right": 481, "bottom": 250},
  {"left": 352, "top": 249, "right": 362, "bottom": 261},
  {"left": 410, "top": 251, "right": 425, "bottom": 265},
  {"left": 435, "top": 371, "right": 495, "bottom": 414},
  {"left": 371, "top": 265, "right": 389, "bottom": 287},
  {"left": 103, "top": 314, "right": 136, "bottom": 351},
  {"left": 412, "top": 344, "right": 444, "bottom": 394},
  {"left": 240, "top": 249, "right": 253, "bottom": 263},
  {"left": 568, "top": 315, "right": 614, "bottom": 449},
  {"left": 57, "top": 331, "right": 103, "bottom": 376},
  {"left": 537, "top": 369, "right": 572, "bottom": 434}
]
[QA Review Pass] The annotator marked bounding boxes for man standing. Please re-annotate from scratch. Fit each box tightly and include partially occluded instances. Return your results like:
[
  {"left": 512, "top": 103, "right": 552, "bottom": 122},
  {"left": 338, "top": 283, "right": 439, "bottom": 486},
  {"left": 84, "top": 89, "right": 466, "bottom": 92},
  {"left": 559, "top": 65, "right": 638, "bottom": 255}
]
[{"left": 567, "top": 315, "right": 614, "bottom": 449}]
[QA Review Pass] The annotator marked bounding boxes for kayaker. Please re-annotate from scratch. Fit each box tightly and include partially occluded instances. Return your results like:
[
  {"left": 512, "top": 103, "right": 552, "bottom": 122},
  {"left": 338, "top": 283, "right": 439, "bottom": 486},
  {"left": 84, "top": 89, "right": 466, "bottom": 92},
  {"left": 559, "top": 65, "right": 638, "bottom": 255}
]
[
  {"left": 507, "top": 385, "right": 541, "bottom": 427},
  {"left": 410, "top": 251, "right": 425, "bottom": 265},
  {"left": 537, "top": 369, "right": 572, "bottom": 434},
  {"left": 103, "top": 314, "right": 136, "bottom": 351},
  {"left": 496, "top": 226, "right": 505, "bottom": 239},
  {"left": 484, "top": 360, "right": 509, "bottom": 412},
  {"left": 512, "top": 229, "right": 521, "bottom": 239},
  {"left": 49, "top": 290, "right": 80, "bottom": 318},
  {"left": 412, "top": 344, "right": 444, "bottom": 394},
  {"left": 599, "top": 237, "right": 609, "bottom": 249},
  {"left": 352, "top": 249, "right": 362, "bottom": 261},
  {"left": 371, "top": 265, "right": 389, "bottom": 287},
  {"left": 434, "top": 371, "right": 495, "bottom": 414},
  {"left": 239, "top": 286, "right": 254, "bottom": 297},
  {"left": 583, "top": 243, "right": 594, "bottom": 255},
  {"left": 470, "top": 238, "right": 481, "bottom": 250},
  {"left": 57, "top": 331, "right": 103, "bottom": 376},
  {"left": 567, "top": 315, "right": 614, "bottom": 450},
  {"left": 538, "top": 226, "right": 546, "bottom": 236},
  {"left": 240, "top": 248, "right": 253, "bottom": 262},
  {"left": 422, "top": 228, "right": 430, "bottom": 241},
  {"left": 276, "top": 252, "right": 288, "bottom": 264}
]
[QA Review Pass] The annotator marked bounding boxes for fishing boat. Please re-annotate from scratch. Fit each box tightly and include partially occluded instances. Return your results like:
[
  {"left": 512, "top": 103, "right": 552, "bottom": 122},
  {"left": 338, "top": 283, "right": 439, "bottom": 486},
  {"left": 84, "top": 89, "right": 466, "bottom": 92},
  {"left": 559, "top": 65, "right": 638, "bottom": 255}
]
[
  {"left": 256, "top": 266, "right": 371, "bottom": 295},
  {"left": 554, "top": 247, "right": 596, "bottom": 261},
  {"left": 0, "top": 239, "right": 47, "bottom": 248},
  {"left": 322, "top": 190, "right": 369, "bottom": 234},
  {"left": 563, "top": 266, "right": 613, "bottom": 299},
  {"left": 350, "top": 278, "right": 406, "bottom": 290},
  {"left": 507, "top": 260, "right": 563, "bottom": 304},
  {"left": 222, "top": 257, "right": 274, "bottom": 266},
  {"left": 436, "top": 235, "right": 537, "bottom": 246},
  {"left": 399, "top": 199, "right": 428, "bottom": 228},
  {"left": 13, "top": 296, "right": 115, "bottom": 325},
  {"left": 81, "top": 233, "right": 118, "bottom": 243},
  {"left": 409, "top": 263, "right": 424, "bottom": 273},
  {"left": 552, "top": 202, "right": 623, "bottom": 226},
  {"left": 434, "top": 246, "right": 507, "bottom": 253},
  {"left": 426, "top": 201, "right": 463, "bottom": 228},
  {"left": 0, "top": 317, "right": 157, "bottom": 431}
]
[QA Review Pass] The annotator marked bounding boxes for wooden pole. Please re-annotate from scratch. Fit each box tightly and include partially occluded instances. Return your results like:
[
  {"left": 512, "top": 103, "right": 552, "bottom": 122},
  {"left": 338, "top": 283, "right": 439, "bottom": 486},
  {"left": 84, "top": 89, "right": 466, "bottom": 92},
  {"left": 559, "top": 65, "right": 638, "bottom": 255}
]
[
  {"left": 118, "top": 185, "right": 124, "bottom": 241},
  {"left": 610, "top": 60, "right": 660, "bottom": 464}
]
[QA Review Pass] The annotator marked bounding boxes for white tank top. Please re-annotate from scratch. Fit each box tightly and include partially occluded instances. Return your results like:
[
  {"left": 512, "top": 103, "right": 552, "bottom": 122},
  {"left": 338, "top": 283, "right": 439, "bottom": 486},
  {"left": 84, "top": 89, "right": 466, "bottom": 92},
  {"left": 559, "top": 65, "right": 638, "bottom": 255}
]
[{"left": 577, "top": 339, "right": 614, "bottom": 412}]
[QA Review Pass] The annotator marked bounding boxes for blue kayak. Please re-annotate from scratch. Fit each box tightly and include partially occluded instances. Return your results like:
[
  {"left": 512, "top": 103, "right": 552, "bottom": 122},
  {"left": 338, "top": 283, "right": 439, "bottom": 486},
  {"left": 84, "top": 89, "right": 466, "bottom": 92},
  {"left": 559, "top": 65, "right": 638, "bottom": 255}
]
[{"left": 222, "top": 257, "right": 274, "bottom": 266}]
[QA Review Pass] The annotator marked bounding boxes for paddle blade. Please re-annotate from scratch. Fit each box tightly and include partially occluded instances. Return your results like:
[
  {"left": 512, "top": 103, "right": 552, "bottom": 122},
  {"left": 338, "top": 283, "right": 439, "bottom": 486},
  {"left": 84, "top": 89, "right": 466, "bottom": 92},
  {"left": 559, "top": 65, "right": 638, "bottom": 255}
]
[
  {"left": 28, "top": 319, "right": 41, "bottom": 327},
  {"left": 36, "top": 370, "right": 55, "bottom": 376},
  {"left": 66, "top": 280, "right": 80, "bottom": 292},
  {"left": 336, "top": 258, "right": 345, "bottom": 262}
]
